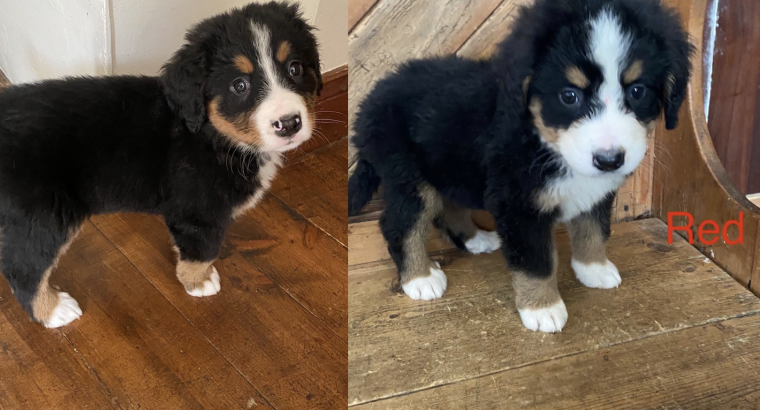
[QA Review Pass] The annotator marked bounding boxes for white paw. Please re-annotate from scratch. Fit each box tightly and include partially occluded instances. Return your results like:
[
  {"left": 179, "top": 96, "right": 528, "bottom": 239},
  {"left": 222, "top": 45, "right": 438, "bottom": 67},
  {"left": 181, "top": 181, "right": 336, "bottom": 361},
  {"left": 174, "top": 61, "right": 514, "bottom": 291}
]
[
  {"left": 518, "top": 300, "right": 568, "bottom": 333},
  {"left": 187, "top": 267, "right": 221, "bottom": 297},
  {"left": 43, "top": 292, "right": 83, "bottom": 328},
  {"left": 402, "top": 266, "right": 447, "bottom": 301},
  {"left": 572, "top": 259, "right": 621, "bottom": 289},
  {"left": 464, "top": 230, "right": 501, "bottom": 254}
]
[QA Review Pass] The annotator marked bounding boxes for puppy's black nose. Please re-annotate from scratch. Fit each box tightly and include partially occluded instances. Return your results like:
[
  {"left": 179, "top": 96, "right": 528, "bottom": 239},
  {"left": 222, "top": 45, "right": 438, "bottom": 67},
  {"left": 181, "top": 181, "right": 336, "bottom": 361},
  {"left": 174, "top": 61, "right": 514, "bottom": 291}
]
[
  {"left": 593, "top": 149, "right": 625, "bottom": 172},
  {"left": 273, "top": 114, "right": 301, "bottom": 138}
]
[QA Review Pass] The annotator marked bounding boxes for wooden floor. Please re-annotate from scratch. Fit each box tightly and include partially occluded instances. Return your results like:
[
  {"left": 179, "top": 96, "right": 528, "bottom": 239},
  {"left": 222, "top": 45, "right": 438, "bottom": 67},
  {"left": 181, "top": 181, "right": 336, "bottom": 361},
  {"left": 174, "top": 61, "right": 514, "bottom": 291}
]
[
  {"left": 348, "top": 217, "right": 760, "bottom": 409},
  {"left": 0, "top": 138, "right": 348, "bottom": 410}
]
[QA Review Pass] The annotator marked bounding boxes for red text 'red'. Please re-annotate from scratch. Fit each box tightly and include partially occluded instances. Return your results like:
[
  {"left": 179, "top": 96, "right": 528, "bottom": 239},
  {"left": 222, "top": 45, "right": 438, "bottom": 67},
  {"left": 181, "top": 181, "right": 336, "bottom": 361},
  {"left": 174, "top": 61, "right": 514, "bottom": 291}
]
[{"left": 667, "top": 212, "right": 744, "bottom": 245}]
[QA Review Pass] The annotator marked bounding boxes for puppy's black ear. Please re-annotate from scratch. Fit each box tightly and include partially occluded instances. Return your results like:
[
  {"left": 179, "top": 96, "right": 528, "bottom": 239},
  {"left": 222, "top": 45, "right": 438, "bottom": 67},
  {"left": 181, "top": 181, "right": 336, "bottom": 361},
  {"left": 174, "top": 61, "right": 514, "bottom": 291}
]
[
  {"left": 659, "top": 10, "right": 695, "bottom": 130},
  {"left": 159, "top": 41, "right": 208, "bottom": 133}
]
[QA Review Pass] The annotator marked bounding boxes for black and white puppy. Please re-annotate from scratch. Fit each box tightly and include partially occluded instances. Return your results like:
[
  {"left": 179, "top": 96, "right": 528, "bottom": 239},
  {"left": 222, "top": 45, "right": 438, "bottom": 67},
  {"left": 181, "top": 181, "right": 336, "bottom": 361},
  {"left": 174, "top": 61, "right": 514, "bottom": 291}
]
[
  {"left": 349, "top": 0, "right": 692, "bottom": 332},
  {"left": 0, "top": 2, "right": 321, "bottom": 328}
]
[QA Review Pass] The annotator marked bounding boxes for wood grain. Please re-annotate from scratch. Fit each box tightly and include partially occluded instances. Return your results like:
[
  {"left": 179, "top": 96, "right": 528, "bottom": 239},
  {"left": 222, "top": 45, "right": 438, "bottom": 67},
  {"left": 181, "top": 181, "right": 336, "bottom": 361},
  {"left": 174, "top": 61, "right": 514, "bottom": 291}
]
[
  {"left": 707, "top": 0, "right": 760, "bottom": 194},
  {"left": 353, "top": 314, "right": 760, "bottom": 409},
  {"left": 349, "top": 0, "right": 381, "bottom": 33},
  {"left": 58, "top": 222, "right": 274, "bottom": 410},
  {"left": 91, "top": 212, "right": 347, "bottom": 409},
  {"left": 272, "top": 139, "right": 348, "bottom": 246},
  {"left": 348, "top": 218, "right": 760, "bottom": 405},
  {"left": 653, "top": 0, "right": 760, "bottom": 291}
]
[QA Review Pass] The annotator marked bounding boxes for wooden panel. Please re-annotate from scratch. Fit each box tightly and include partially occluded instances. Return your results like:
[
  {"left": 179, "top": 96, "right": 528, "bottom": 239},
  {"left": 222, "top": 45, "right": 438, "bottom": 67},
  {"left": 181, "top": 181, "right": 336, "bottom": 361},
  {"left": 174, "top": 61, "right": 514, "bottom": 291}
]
[
  {"left": 456, "top": 0, "right": 532, "bottom": 59},
  {"left": 58, "top": 222, "right": 274, "bottom": 409},
  {"left": 349, "top": 0, "right": 380, "bottom": 33},
  {"left": 287, "top": 64, "right": 348, "bottom": 162},
  {"left": 348, "top": 218, "right": 760, "bottom": 405},
  {"left": 348, "top": 220, "right": 455, "bottom": 266},
  {"left": 91, "top": 212, "right": 347, "bottom": 409},
  {"left": 707, "top": 0, "right": 760, "bottom": 194},
  {"left": 271, "top": 139, "right": 348, "bottom": 245},
  {"left": 353, "top": 314, "right": 760, "bottom": 409},
  {"left": 653, "top": 0, "right": 760, "bottom": 291}
]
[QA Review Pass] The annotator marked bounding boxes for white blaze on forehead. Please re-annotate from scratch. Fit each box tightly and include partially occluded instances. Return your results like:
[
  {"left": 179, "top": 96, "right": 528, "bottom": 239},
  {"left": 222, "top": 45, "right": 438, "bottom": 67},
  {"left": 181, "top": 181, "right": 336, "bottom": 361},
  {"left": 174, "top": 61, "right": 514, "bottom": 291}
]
[
  {"left": 251, "top": 22, "right": 285, "bottom": 92},
  {"left": 589, "top": 8, "right": 632, "bottom": 111}
]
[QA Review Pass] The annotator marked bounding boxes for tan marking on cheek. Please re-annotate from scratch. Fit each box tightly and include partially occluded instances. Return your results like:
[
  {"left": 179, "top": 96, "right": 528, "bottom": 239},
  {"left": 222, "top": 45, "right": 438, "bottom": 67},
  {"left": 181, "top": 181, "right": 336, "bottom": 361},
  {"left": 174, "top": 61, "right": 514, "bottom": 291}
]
[
  {"left": 568, "top": 214, "right": 608, "bottom": 264},
  {"left": 624, "top": 60, "right": 643, "bottom": 84},
  {"left": 529, "top": 99, "right": 560, "bottom": 143},
  {"left": 207, "top": 97, "right": 262, "bottom": 147},
  {"left": 511, "top": 247, "right": 560, "bottom": 310},
  {"left": 277, "top": 41, "right": 291, "bottom": 63},
  {"left": 566, "top": 66, "right": 589, "bottom": 88},
  {"left": 176, "top": 259, "right": 215, "bottom": 293},
  {"left": 233, "top": 55, "right": 254, "bottom": 74}
]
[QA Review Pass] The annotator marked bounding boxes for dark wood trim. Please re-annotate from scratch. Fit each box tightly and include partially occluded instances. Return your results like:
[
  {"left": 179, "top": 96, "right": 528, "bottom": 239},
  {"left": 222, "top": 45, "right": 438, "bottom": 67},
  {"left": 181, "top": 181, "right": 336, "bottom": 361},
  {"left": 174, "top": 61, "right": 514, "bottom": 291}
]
[{"left": 286, "top": 64, "right": 348, "bottom": 162}]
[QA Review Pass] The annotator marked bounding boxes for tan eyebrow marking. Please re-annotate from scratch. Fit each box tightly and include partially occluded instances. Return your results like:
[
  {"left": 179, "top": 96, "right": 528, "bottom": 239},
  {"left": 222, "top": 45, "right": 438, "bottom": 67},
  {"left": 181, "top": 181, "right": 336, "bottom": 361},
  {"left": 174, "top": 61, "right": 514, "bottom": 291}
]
[
  {"left": 624, "top": 60, "right": 643, "bottom": 84},
  {"left": 277, "top": 41, "right": 291, "bottom": 63},
  {"left": 233, "top": 55, "right": 254, "bottom": 74},
  {"left": 565, "top": 66, "right": 590, "bottom": 88}
]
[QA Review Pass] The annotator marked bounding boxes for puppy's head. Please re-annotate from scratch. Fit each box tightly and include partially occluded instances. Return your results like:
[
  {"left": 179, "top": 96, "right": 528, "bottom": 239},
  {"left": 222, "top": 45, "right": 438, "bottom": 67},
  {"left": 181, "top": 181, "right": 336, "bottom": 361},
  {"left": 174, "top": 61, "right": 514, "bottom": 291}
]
[
  {"left": 160, "top": 2, "right": 322, "bottom": 153},
  {"left": 496, "top": 0, "right": 693, "bottom": 177}
]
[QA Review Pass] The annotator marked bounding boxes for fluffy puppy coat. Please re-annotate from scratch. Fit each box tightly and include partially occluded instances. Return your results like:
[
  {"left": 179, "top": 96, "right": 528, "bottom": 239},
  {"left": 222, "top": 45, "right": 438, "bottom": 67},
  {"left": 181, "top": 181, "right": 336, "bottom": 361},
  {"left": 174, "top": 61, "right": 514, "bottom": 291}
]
[
  {"left": 0, "top": 2, "right": 322, "bottom": 328},
  {"left": 349, "top": 0, "right": 693, "bottom": 333}
]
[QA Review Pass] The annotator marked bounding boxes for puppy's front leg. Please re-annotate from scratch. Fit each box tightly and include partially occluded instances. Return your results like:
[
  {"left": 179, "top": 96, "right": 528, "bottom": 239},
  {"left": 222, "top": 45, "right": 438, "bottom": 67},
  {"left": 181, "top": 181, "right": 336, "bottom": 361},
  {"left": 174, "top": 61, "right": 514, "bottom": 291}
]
[
  {"left": 489, "top": 201, "right": 567, "bottom": 332},
  {"left": 167, "top": 219, "right": 226, "bottom": 297},
  {"left": 567, "top": 195, "right": 621, "bottom": 289}
]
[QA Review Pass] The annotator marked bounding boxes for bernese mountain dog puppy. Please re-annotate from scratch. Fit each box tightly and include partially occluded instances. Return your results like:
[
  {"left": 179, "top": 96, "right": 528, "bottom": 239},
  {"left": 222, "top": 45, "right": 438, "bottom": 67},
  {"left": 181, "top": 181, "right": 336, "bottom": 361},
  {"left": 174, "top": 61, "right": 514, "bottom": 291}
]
[
  {"left": 349, "top": 0, "right": 693, "bottom": 333},
  {"left": 0, "top": 2, "right": 322, "bottom": 328}
]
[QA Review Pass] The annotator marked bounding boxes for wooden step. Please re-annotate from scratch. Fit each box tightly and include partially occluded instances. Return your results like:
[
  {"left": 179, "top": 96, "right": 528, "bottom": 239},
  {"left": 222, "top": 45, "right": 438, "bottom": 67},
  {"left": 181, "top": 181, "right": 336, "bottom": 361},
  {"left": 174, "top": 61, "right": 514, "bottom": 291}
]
[{"left": 348, "top": 218, "right": 760, "bottom": 407}]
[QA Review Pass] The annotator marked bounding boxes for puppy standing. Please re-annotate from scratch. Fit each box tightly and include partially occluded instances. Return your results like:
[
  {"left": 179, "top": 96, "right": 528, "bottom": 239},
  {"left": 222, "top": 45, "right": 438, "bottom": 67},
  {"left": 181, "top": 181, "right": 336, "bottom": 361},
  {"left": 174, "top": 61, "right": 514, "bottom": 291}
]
[
  {"left": 349, "top": 0, "right": 693, "bottom": 332},
  {"left": 0, "top": 2, "right": 322, "bottom": 327}
]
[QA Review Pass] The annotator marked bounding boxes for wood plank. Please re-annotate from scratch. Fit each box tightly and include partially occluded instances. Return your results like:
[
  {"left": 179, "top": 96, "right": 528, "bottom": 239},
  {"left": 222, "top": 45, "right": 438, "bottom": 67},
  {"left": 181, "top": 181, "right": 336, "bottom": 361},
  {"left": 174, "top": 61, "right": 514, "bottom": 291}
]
[
  {"left": 348, "top": 218, "right": 760, "bottom": 405},
  {"left": 707, "top": 0, "right": 760, "bottom": 194},
  {"left": 57, "top": 222, "right": 274, "bottom": 410},
  {"left": 91, "top": 211, "right": 347, "bottom": 409},
  {"left": 353, "top": 314, "right": 760, "bottom": 409},
  {"left": 349, "top": 0, "right": 380, "bottom": 33},
  {"left": 0, "top": 285, "right": 117, "bottom": 409},
  {"left": 456, "top": 0, "right": 532, "bottom": 59},
  {"left": 348, "top": 0, "right": 504, "bottom": 165},
  {"left": 227, "top": 193, "right": 348, "bottom": 339},
  {"left": 653, "top": 0, "right": 760, "bottom": 290},
  {"left": 348, "top": 220, "right": 455, "bottom": 267},
  {"left": 271, "top": 139, "right": 348, "bottom": 246}
]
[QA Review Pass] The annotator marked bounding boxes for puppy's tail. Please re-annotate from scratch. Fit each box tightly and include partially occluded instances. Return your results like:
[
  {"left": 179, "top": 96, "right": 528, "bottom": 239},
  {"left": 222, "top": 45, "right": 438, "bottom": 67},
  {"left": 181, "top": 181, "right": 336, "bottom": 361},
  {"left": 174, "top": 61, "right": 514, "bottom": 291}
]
[{"left": 348, "top": 157, "right": 381, "bottom": 216}]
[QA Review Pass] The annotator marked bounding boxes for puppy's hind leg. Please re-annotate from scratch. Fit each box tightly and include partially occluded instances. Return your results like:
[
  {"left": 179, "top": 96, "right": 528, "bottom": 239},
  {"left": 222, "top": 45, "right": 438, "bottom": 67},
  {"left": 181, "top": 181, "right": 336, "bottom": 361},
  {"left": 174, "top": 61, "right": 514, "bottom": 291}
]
[
  {"left": 381, "top": 182, "right": 446, "bottom": 301},
  {"left": 434, "top": 198, "right": 501, "bottom": 255},
  {"left": 0, "top": 219, "right": 83, "bottom": 328}
]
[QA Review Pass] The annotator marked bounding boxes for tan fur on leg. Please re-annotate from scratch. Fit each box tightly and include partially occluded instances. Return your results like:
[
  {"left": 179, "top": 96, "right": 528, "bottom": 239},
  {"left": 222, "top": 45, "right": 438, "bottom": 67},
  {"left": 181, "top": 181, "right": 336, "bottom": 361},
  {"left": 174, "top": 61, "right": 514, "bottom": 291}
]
[
  {"left": 440, "top": 198, "right": 477, "bottom": 240},
  {"left": 31, "top": 228, "right": 80, "bottom": 323},
  {"left": 176, "top": 260, "right": 216, "bottom": 293},
  {"left": 567, "top": 214, "right": 607, "bottom": 264},
  {"left": 511, "top": 248, "right": 560, "bottom": 310},
  {"left": 399, "top": 183, "right": 443, "bottom": 284}
]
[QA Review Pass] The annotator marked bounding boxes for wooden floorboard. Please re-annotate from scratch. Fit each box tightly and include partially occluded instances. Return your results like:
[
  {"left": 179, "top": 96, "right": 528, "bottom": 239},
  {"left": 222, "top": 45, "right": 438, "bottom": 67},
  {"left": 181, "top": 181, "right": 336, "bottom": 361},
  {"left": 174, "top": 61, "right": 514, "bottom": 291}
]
[{"left": 348, "top": 218, "right": 760, "bottom": 407}]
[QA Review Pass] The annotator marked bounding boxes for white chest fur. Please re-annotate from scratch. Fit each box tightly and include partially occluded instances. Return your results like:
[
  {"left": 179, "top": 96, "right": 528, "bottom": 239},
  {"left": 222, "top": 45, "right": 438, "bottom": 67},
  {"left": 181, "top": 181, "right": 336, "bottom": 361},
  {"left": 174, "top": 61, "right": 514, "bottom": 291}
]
[
  {"left": 535, "top": 171, "right": 626, "bottom": 222},
  {"left": 232, "top": 152, "right": 283, "bottom": 219}
]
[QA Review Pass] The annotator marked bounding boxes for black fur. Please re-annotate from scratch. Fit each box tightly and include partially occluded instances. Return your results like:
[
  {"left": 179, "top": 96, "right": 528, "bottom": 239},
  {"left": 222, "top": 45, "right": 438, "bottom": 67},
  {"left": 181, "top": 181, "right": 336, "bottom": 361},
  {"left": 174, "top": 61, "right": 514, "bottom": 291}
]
[
  {"left": 0, "top": 2, "right": 321, "bottom": 322},
  {"left": 349, "top": 0, "right": 693, "bottom": 282}
]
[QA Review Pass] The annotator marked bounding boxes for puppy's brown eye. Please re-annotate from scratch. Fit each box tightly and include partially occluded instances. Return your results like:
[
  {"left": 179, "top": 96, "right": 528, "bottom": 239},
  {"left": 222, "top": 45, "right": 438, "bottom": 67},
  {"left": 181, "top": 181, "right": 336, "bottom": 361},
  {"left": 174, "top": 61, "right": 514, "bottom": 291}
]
[
  {"left": 231, "top": 79, "right": 249, "bottom": 94},
  {"left": 629, "top": 85, "right": 646, "bottom": 101},
  {"left": 559, "top": 88, "right": 581, "bottom": 106},
  {"left": 289, "top": 61, "right": 303, "bottom": 77}
]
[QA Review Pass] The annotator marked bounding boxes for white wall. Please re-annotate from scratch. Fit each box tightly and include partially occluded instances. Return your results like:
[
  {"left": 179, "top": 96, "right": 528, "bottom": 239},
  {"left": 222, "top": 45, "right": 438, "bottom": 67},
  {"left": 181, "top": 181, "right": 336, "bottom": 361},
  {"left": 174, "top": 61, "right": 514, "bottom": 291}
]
[
  {"left": 0, "top": 0, "right": 110, "bottom": 83},
  {"left": 0, "top": 0, "right": 347, "bottom": 83}
]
